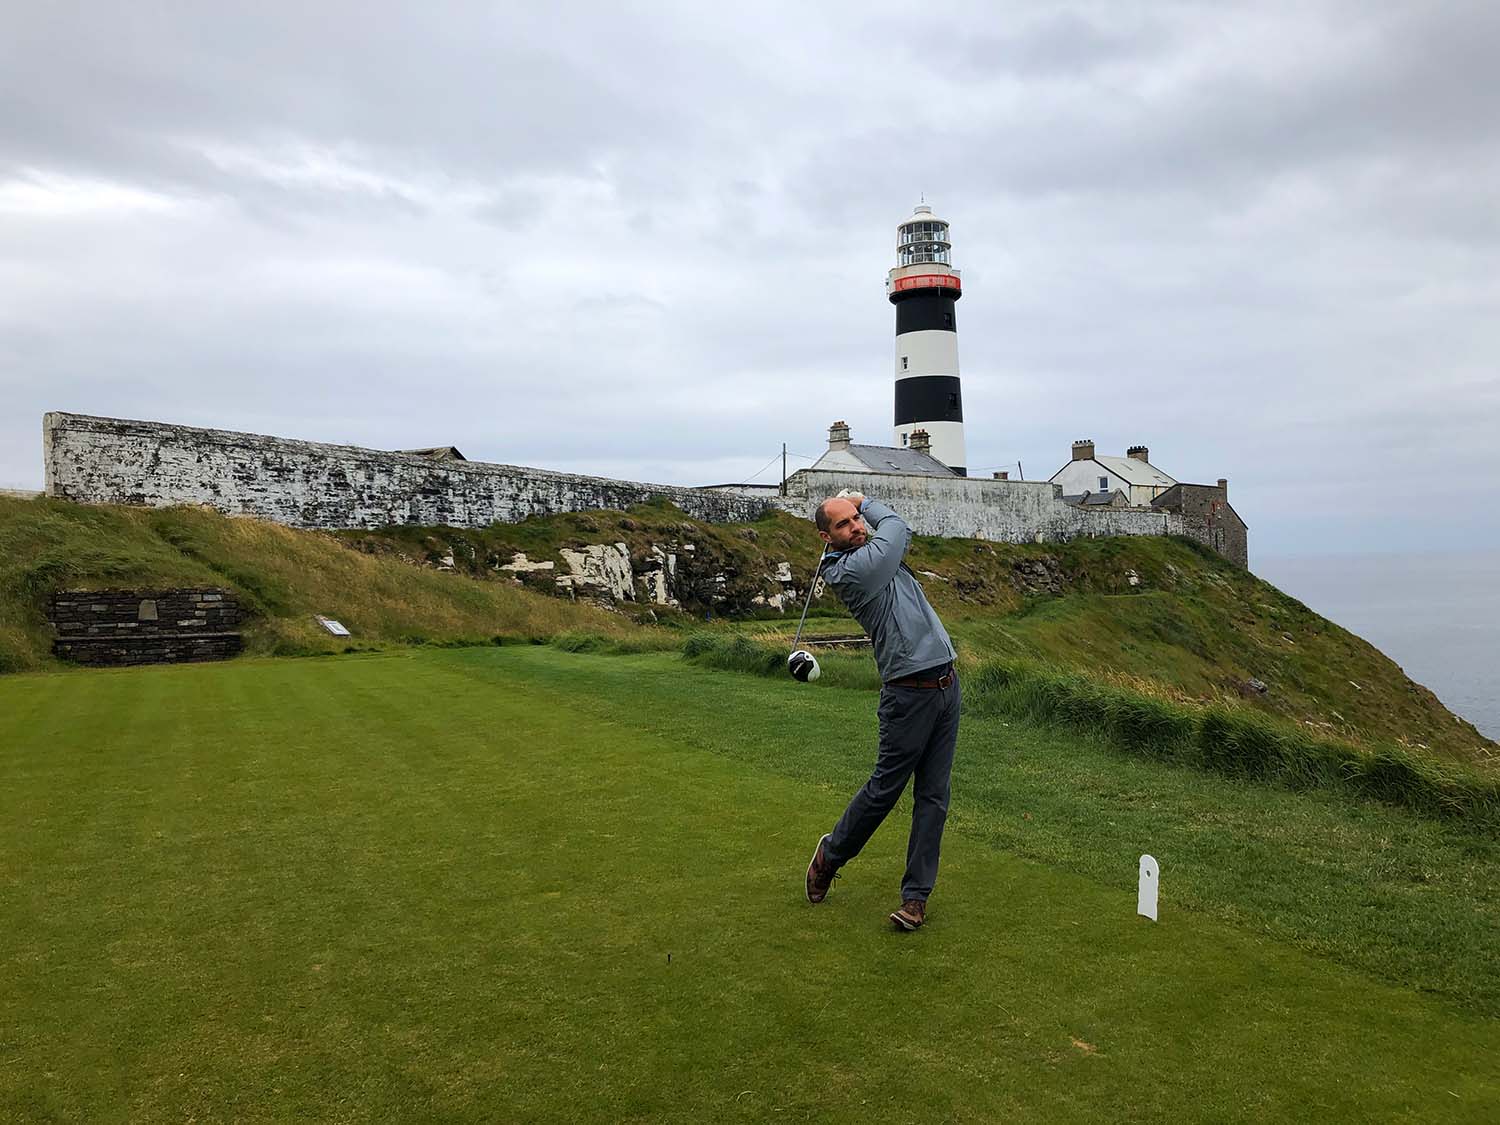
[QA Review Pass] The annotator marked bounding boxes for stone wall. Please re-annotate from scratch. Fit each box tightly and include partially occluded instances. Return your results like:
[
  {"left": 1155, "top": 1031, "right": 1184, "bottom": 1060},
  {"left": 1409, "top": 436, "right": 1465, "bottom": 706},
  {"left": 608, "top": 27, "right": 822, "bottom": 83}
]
[
  {"left": 1152, "top": 483, "right": 1249, "bottom": 568},
  {"left": 44, "top": 413, "right": 777, "bottom": 530},
  {"left": 49, "top": 587, "right": 243, "bottom": 666},
  {"left": 43, "top": 412, "right": 1216, "bottom": 557},
  {"left": 780, "top": 469, "right": 1187, "bottom": 544}
]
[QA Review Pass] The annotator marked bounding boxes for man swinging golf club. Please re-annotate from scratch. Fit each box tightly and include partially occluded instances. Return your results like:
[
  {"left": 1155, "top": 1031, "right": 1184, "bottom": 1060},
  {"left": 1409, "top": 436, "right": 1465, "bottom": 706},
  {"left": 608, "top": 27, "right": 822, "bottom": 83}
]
[{"left": 805, "top": 492, "right": 961, "bottom": 931}]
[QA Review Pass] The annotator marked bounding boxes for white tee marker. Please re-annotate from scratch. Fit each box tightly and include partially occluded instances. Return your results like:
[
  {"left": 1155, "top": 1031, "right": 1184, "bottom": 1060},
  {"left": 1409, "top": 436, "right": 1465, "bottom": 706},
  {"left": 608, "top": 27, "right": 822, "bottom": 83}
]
[{"left": 1138, "top": 855, "right": 1159, "bottom": 921}]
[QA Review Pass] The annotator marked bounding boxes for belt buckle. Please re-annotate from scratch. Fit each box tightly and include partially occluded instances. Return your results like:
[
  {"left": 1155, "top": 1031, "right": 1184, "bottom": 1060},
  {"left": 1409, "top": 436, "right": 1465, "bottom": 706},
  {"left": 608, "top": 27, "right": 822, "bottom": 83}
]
[{"left": 937, "top": 671, "right": 953, "bottom": 689}]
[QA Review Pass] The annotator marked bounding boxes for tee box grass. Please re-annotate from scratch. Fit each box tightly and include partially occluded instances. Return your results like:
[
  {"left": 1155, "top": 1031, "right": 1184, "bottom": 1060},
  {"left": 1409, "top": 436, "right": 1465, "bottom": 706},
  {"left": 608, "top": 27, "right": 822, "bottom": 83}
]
[{"left": 1, "top": 647, "right": 1495, "bottom": 1121}]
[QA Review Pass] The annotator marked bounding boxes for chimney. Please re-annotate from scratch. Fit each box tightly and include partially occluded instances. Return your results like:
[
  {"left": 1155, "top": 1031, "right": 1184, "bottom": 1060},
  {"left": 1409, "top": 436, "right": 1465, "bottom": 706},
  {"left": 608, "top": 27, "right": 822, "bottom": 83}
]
[
  {"left": 828, "top": 420, "right": 851, "bottom": 451},
  {"left": 1127, "top": 445, "right": 1150, "bottom": 462},
  {"left": 909, "top": 428, "right": 931, "bottom": 454},
  {"left": 1217, "top": 477, "right": 1228, "bottom": 496},
  {"left": 1071, "top": 439, "right": 1095, "bottom": 461},
  {"left": 992, "top": 471, "right": 1009, "bottom": 480}
]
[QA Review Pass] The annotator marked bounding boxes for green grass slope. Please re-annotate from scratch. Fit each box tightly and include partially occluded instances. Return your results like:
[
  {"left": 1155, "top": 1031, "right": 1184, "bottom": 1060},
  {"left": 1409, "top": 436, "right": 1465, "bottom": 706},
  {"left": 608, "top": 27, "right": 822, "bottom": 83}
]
[
  {"left": 2, "top": 494, "right": 1491, "bottom": 774},
  {"left": 1, "top": 649, "right": 1496, "bottom": 1121},
  {"left": 341, "top": 502, "right": 1492, "bottom": 765},
  {"left": 0, "top": 496, "right": 636, "bottom": 672}
]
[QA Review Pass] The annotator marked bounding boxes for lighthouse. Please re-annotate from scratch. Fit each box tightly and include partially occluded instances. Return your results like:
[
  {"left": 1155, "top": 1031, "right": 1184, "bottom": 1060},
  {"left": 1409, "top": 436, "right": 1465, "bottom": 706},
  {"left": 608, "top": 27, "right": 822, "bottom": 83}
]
[{"left": 887, "top": 203, "right": 966, "bottom": 475}]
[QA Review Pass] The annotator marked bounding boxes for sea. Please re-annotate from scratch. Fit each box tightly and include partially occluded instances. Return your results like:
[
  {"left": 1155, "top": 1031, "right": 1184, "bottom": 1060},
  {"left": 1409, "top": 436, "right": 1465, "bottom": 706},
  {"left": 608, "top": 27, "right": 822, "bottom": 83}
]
[{"left": 1256, "top": 550, "right": 1499, "bottom": 741}]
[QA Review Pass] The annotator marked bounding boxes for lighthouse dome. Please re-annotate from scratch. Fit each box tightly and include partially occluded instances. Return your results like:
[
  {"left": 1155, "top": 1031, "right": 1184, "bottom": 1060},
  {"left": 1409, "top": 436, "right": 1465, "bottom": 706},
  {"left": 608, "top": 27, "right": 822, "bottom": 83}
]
[{"left": 900, "top": 203, "right": 947, "bottom": 227}]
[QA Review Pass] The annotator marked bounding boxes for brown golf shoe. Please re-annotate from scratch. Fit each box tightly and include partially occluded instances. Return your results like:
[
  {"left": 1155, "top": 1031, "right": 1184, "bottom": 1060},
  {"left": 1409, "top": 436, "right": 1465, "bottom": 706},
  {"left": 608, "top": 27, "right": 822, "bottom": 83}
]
[
  {"left": 805, "top": 834, "right": 840, "bottom": 903},
  {"left": 889, "top": 899, "right": 926, "bottom": 931}
]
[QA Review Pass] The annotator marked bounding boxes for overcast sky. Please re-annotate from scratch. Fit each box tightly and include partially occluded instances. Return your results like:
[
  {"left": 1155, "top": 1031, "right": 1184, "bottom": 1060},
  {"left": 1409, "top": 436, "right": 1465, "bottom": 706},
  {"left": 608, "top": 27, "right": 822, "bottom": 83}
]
[{"left": 3, "top": 1, "right": 1497, "bottom": 557}]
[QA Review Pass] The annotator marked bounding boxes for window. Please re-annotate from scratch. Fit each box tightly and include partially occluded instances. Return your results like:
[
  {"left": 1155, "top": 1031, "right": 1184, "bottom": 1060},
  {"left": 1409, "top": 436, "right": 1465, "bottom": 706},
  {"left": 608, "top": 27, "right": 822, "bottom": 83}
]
[
  {"left": 1099, "top": 476, "right": 1109, "bottom": 490},
  {"left": 901, "top": 356, "right": 908, "bottom": 370},
  {"left": 949, "top": 392, "right": 960, "bottom": 410},
  {"left": 901, "top": 432, "right": 908, "bottom": 445}
]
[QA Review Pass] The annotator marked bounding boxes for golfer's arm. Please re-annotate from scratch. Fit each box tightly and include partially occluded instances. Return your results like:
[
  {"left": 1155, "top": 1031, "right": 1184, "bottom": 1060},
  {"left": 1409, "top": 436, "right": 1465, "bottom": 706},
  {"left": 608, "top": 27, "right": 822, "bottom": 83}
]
[{"left": 844, "top": 499, "right": 910, "bottom": 592}]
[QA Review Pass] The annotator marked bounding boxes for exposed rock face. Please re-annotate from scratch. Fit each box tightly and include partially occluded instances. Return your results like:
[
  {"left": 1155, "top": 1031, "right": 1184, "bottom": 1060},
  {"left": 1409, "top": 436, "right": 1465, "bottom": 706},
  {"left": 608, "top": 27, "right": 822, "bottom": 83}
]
[
  {"left": 351, "top": 524, "right": 807, "bottom": 617},
  {"left": 636, "top": 545, "right": 679, "bottom": 607},
  {"left": 542, "top": 538, "right": 803, "bottom": 615},
  {"left": 752, "top": 562, "right": 799, "bottom": 610},
  {"left": 497, "top": 552, "right": 555, "bottom": 574},
  {"left": 1009, "top": 557, "right": 1065, "bottom": 596},
  {"left": 556, "top": 543, "right": 635, "bottom": 603}
]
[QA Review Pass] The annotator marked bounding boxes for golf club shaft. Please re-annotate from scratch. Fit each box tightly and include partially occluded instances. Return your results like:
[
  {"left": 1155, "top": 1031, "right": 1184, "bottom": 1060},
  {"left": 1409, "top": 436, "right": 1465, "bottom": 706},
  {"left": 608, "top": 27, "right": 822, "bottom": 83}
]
[{"left": 791, "top": 546, "right": 825, "bottom": 649}]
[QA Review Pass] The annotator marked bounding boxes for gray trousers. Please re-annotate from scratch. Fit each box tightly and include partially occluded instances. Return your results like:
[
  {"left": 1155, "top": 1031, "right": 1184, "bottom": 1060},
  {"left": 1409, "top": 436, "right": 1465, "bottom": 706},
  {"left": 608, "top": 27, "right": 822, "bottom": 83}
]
[{"left": 824, "top": 672, "right": 961, "bottom": 902}]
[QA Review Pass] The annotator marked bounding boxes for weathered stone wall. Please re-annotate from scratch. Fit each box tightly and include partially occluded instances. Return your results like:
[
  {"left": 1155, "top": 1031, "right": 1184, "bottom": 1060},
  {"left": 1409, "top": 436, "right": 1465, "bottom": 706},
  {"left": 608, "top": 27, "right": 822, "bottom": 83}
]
[
  {"left": 780, "top": 469, "right": 1186, "bottom": 544},
  {"left": 49, "top": 587, "right": 243, "bottom": 666},
  {"left": 44, "top": 413, "right": 778, "bottom": 530},
  {"left": 1153, "top": 483, "right": 1249, "bottom": 568},
  {"left": 43, "top": 413, "right": 1201, "bottom": 552}
]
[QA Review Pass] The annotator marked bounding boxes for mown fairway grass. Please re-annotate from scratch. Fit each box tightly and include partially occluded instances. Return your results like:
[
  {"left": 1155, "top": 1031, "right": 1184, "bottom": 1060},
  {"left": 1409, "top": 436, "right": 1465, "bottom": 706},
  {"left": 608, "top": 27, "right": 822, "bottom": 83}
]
[{"left": 2, "top": 649, "right": 1496, "bottom": 1121}]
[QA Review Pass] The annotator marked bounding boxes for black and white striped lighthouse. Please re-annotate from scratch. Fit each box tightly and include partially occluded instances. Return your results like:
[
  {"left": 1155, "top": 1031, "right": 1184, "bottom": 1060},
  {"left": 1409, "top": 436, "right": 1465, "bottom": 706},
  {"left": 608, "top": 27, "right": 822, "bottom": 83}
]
[{"left": 887, "top": 203, "right": 966, "bottom": 475}]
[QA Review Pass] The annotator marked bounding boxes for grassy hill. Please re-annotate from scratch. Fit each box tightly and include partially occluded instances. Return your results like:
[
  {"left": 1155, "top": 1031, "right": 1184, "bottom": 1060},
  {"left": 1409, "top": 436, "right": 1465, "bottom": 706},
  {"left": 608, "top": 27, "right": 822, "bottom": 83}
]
[
  {"left": 2, "top": 493, "right": 1493, "bottom": 775},
  {"left": 336, "top": 501, "right": 1494, "bottom": 767},
  {"left": 0, "top": 495, "right": 638, "bottom": 672}
]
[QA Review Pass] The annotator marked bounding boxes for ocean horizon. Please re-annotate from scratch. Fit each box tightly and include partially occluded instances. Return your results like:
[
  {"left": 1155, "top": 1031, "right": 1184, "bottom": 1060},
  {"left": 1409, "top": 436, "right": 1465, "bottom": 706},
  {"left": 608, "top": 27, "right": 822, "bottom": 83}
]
[{"left": 1256, "top": 549, "right": 1498, "bottom": 743}]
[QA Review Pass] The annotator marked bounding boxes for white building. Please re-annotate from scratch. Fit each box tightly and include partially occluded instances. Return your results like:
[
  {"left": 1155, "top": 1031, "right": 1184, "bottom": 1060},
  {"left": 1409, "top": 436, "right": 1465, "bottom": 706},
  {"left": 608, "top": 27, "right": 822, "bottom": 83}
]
[{"left": 1049, "top": 441, "right": 1176, "bottom": 506}]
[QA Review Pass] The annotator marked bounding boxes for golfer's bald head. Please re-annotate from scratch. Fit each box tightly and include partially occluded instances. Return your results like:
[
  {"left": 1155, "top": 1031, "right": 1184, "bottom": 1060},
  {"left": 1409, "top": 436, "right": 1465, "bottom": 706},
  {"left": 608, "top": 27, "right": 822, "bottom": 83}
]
[
  {"left": 816, "top": 497, "right": 867, "bottom": 549},
  {"left": 815, "top": 498, "right": 844, "bottom": 533}
]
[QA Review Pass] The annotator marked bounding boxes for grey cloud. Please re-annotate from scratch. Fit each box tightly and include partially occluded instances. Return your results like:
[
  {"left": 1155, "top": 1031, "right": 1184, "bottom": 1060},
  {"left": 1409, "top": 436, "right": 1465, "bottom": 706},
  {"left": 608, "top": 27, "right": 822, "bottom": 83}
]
[
  {"left": 948, "top": 9, "right": 1174, "bottom": 78},
  {"left": 2, "top": 2, "right": 1497, "bottom": 557}
]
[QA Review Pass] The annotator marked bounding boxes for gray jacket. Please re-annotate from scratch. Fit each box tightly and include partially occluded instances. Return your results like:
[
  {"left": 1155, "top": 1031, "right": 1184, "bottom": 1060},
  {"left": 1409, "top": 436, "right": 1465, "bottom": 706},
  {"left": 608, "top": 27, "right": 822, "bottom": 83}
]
[{"left": 821, "top": 498, "right": 957, "bottom": 682}]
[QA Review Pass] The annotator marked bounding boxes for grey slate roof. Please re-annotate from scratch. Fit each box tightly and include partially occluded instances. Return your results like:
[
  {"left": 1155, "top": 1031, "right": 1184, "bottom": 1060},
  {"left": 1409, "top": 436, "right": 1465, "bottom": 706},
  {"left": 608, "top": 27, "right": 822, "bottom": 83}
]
[
  {"left": 812, "top": 444, "right": 958, "bottom": 477},
  {"left": 1064, "top": 489, "right": 1128, "bottom": 507},
  {"left": 1092, "top": 454, "right": 1175, "bottom": 488}
]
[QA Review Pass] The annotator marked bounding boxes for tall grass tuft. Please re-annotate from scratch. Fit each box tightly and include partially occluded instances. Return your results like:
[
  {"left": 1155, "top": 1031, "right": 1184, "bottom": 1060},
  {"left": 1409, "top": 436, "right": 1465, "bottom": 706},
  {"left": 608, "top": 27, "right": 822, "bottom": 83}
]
[
  {"left": 680, "top": 633, "right": 882, "bottom": 691},
  {"left": 551, "top": 630, "right": 679, "bottom": 656},
  {"left": 965, "top": 659, "right": 1499, "bottom": 833}
]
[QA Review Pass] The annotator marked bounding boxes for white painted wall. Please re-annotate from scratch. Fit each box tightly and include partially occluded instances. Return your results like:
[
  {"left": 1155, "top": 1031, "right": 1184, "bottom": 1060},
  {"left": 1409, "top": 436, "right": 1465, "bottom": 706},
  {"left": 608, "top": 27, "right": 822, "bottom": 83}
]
[
  {"left": 1051, "top": 459, "right": 1172, "bottom": 505},
  {"left": 893, "top": 419, "right": 966, "bottom": 472},
  {"left": 785, "top": 469, "right": 1184, "bottom": 543},
  {"left": 894, "top": 329, "right": 959, "bottom": 377},
  {"left": 1052, "top": 459, "right": 1122, "bottom": 499}
]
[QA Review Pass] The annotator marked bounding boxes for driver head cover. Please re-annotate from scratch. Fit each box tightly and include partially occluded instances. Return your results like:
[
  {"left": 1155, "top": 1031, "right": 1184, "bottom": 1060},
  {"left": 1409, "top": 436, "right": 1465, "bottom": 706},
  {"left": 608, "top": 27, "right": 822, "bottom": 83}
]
[{"left": 787, "top": 649, "right": 821, "bottom": 682}]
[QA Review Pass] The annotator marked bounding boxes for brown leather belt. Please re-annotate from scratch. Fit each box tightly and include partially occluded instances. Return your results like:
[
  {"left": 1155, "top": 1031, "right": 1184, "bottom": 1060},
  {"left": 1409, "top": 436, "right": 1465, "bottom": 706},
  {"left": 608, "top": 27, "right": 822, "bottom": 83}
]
[{"left": 886, "top": 663, "right": 955, "bottom": 690}]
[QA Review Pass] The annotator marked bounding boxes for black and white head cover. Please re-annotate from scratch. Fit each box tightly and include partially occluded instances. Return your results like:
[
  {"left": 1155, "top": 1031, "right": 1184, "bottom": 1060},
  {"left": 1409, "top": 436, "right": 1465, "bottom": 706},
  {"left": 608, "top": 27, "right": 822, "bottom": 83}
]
[{"left": 787, "top": 649, "right": 821, "bottom": 682}]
